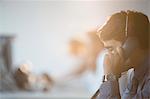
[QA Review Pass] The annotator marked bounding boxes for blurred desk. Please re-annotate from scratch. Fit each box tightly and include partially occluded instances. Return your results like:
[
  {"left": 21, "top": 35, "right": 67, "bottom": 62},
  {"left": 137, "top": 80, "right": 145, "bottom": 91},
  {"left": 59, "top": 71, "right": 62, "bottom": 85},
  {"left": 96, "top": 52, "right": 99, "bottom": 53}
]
[
  {"left": 0, "top": 92, "right": 90, "bottom": 99},
  {"left": 0, "top": 84, "right": 91, "bottom": 99},
  {"left": 0, "top": 73, "right": 94, "bottom": 99}
]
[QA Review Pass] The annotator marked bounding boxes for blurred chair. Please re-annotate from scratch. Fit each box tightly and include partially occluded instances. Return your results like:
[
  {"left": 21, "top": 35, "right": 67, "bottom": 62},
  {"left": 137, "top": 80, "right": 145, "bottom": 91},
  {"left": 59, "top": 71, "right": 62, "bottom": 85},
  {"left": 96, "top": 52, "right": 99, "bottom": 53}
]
[
  {"left": 0, "top": 35, "right": 18, "bottom": 91},
  {"left": 0, "top": 35, "right": 15, "bottom": 72}
]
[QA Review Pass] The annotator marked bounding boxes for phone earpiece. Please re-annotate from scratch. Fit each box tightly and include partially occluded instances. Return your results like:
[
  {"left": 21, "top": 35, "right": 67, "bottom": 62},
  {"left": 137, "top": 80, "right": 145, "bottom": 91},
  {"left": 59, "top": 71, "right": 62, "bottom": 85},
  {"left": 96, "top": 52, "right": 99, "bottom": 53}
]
[{"left": 122, "top": 37, "right": 139, "bottom": 60}]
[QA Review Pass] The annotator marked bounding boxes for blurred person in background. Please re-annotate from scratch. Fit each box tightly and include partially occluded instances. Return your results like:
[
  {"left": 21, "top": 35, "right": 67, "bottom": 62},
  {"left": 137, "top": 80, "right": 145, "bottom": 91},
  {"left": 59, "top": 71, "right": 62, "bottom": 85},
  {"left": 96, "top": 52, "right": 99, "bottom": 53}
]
[
  {"left": 93, "top": 10, "right": 150, "bottom": 99},
  {"left": 60, "top": 30, "right": 104, "bottom": 94}
]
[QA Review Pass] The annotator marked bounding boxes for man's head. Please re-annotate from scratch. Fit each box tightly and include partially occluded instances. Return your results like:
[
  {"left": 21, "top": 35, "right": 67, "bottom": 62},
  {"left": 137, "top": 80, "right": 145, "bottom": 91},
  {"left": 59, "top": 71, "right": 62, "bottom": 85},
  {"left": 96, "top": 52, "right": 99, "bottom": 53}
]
[
  {"left": 97, "top": 10, "right": 149, "bottom": 50},
  {"left": 97, "top": 10, "right": 149, "bottom": 69}
]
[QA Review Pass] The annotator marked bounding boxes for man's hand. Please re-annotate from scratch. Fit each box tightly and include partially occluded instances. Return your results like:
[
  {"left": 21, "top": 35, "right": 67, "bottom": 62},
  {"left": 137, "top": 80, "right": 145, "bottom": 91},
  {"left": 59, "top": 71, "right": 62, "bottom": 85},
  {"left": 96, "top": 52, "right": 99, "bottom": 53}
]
[{"left": 103, "top": 47, "right": 125, "bottom": 75}]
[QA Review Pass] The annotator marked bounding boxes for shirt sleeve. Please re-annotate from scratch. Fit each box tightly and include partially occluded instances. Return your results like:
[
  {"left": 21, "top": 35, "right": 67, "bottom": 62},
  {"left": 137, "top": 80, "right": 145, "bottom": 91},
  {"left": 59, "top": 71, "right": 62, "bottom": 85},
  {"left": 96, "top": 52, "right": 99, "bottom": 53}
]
[
  {"left": 141, "top": 78, "right": 150, "bottom": 97},
  {"left": 97, "top": 80, "right": 121, "bottom": 99},
  {"left": 122, "top": 70, "right": 150, "bottom": 99}
]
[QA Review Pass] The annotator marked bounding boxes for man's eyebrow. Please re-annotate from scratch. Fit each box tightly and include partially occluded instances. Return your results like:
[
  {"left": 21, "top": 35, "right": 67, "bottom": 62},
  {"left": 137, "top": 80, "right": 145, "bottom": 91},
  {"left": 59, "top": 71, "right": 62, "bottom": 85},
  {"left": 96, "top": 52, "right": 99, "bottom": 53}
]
[{"left": 104, "top": 46, "right": 113, "bottom": 49}]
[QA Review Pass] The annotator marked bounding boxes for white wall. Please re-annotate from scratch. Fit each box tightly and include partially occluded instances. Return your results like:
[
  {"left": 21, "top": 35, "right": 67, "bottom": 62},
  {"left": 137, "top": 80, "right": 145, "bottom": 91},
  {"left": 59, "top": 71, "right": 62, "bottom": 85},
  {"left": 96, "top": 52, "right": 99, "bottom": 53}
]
[
  {"left": 0, "top": 1, "right": 2, "bottom": 31},
  {"left": 148, "top": 0, "right": 150, "bottom": 18},
  {"left": 0, "top": 0, "right": 149, "bottom": 78}
]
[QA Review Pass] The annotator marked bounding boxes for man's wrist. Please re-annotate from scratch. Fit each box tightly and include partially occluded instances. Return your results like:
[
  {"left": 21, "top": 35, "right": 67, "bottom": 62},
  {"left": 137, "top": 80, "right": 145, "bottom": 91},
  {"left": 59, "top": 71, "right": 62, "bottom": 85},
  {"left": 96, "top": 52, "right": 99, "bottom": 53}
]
[{"left": 103, "top": 73, "right": 120, "bottom": 82}]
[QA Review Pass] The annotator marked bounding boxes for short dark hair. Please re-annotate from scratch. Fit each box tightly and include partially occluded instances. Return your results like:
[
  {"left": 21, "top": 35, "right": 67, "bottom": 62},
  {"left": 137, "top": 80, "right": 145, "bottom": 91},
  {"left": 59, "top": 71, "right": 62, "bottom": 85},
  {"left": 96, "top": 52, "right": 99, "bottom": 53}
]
[
  {"left": 98, "top": 10, "right": 149, "bottom": 49},
  {"left": 127, "top": 11, "right": 149, "bottom": 49}
]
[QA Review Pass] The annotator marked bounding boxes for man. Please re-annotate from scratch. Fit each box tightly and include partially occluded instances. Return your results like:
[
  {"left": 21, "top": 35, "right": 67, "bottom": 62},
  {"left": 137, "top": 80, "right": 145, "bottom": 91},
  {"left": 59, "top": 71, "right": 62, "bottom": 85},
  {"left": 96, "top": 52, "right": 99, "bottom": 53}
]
[{"left": 93, "top": 11, "right": 149, "bottom": 99}]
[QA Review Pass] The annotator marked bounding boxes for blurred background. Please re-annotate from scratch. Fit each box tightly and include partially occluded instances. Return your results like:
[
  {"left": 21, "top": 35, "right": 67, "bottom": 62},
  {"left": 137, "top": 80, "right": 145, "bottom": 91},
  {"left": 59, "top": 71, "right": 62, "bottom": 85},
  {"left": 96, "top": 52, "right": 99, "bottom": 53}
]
[{"left": 0, "top": 0, "right": 150, "bottom": 98}]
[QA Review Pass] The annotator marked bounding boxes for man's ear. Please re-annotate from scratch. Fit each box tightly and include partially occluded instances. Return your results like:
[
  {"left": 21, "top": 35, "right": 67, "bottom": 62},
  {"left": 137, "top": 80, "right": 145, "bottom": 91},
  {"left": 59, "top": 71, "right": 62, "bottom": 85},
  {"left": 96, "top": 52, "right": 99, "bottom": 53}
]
[{"left": 122, "top": 37, "right": 139, "bottom": 60}]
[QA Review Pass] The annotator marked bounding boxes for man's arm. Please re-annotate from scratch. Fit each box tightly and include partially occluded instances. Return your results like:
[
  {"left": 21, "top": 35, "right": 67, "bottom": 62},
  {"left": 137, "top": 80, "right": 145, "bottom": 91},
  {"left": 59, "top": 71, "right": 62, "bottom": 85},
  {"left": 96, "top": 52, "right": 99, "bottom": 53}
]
[
  {"left": 96, "top": 47, "right": 125, "bottom": 99},
  {"left": 123, "top": 73, "right": 150, "bottom": 99},
  {"left": 97, "top": 76, "right": 121, "bottom": 99}
]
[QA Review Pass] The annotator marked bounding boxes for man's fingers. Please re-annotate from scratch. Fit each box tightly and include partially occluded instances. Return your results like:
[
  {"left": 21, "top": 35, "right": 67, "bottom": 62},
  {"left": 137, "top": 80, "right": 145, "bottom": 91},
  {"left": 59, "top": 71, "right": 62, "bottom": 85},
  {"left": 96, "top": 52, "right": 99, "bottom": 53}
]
[
  {"left": 116, "top": 47, "right": 125, "bottom": 61},
  {"left": 103, "top": 54, "right": 112, "bottom": 75},
  {"left": 103, "top": 48, "right": 125, "bottom": 75}
]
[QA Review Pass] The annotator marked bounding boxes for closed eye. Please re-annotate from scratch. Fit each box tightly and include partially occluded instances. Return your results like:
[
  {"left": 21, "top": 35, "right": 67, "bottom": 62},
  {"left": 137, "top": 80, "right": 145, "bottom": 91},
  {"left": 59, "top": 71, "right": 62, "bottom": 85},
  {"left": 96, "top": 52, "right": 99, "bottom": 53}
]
[{"left": 104, "top": 46, "right": 114, "bottom": 51}]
